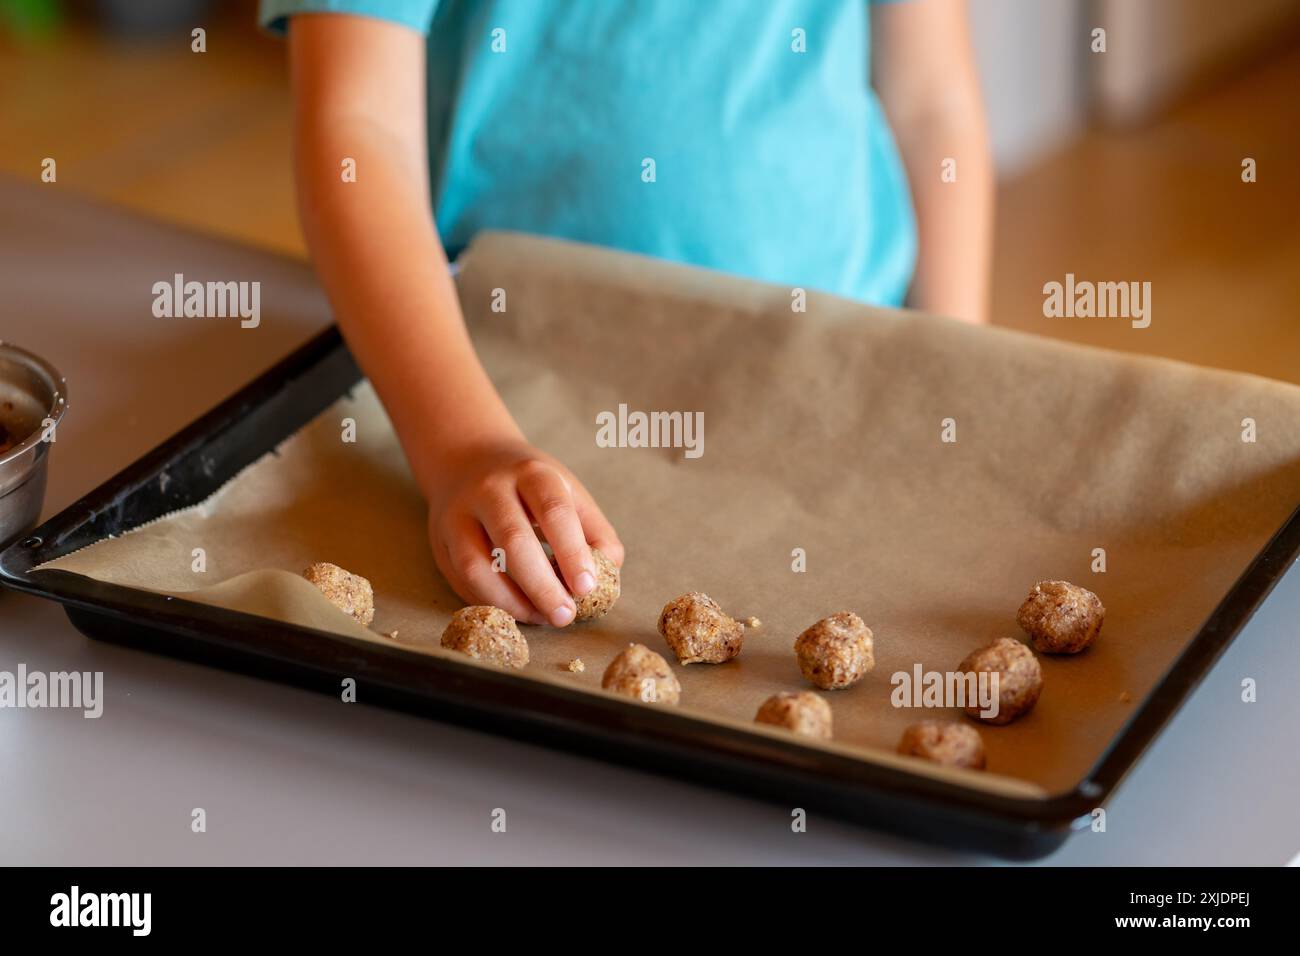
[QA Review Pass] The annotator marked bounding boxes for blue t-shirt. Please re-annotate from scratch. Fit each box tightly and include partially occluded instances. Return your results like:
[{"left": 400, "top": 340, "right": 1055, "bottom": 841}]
[{"left": 261, "top": 0, "right": 917, "bottom": 306}]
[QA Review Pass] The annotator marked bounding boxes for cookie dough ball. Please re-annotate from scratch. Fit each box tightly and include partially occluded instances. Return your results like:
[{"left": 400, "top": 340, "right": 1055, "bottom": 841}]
[
  {"left": 897, "top": 721, "right": 986, "bottom": 770},
  {"left": 1017, "top": 580, "right": 1105, "bottom": 654},
  {"left": 601, "top": 643, "right": 681, "bottom": 705},
  {"left": 440, "top": 606, "right": 529, "bottom": 669},
  {"left": 957, "top": 637, "right": 1042, "bottom": 725},
  {"left": 551, "top": 548, "right": 620, "bottom": 621},
  {"left": 657, "top": 592, "right": 744, "bottom": 664},
  {"left": 794, "top": 612, "right": 874, "bottom": 690},
  {"left": 754, "top": 691, "right": 833, "bottom": 740},
  {"left": 301, "top": 562, "right": 374, "bottom": 626}
]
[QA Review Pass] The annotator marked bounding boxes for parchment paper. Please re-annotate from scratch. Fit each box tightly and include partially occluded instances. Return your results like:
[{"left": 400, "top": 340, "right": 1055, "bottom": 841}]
[{"left": 43, "top": 232, "right": 1300, "bottom": 796}]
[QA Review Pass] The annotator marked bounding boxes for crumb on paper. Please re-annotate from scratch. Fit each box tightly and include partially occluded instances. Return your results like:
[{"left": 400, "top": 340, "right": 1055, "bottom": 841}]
[
  {"left": 742, "top": 616, "right": 762, "bottom": 629},
  {"left": 565, "top": 658, "right": 586, "bottom": 673}
]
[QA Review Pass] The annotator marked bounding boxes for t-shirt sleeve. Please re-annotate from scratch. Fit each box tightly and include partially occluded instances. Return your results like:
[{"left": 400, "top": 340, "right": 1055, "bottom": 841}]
[{"left": 259, "top": 0, "right": 439, "bottom": 37}]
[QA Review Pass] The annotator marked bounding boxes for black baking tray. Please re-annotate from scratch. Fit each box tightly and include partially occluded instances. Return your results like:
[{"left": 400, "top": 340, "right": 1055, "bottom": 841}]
[{"left": 3, "top": 326, "right": 1298, "bottom": 860}]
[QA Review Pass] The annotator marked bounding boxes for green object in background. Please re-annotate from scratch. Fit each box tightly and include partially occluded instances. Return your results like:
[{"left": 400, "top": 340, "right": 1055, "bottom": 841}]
[{"left": 0, "top": 0, "right": 63, "bottom": 37}]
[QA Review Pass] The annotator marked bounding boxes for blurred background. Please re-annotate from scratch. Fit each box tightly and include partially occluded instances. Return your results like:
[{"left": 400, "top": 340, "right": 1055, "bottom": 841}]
[{"left": 2, "top": 0, "right": 1297, "bottom": 382}]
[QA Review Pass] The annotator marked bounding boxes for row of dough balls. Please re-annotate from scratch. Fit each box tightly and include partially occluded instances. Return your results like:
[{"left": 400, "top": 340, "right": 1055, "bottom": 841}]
[
  {"left": 296, "top": 559, "right": 836, "bottom": 743},
  {"left": 651, "top": 595, "right": 854, "bottom": 742},
  {"left": 626, "top": 579, "right": 1101, "bottom": 771},
  {"left": 300, "top": 548, "right": 622, "bottom": 633},
  {"left": 300, "top": 557, "right": 1105, "bottom": 773},
  {"left": 893, "top": 580, "right": 1106, "bottom": 769},
  {"left": 432, "top": 601, "right": 834, "bottom": 739},
  {"left": 601, "top": 643, "right": 836, "bottom": 739},
  {"left": 439, "top": 626, "right": 837, "bottom": 742}
]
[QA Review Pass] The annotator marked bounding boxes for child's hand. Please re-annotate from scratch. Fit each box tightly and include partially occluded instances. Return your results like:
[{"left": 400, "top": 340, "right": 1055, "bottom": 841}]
[{"left": 426, "top": 442, "right": 624, "bottom": 627}]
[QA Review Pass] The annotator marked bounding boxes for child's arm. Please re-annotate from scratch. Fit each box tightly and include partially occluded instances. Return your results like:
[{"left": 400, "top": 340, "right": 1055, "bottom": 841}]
[
  {"left": 872, "top": 0, "right": 993, "bottom": 324},
  {"left": 287, "top": 14, "right": 621, "bottom": 627}
]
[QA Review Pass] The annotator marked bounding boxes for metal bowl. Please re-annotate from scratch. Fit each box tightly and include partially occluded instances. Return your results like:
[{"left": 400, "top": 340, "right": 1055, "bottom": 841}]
[{"left": 0, "top": 343, "right": 68, "bottom": 548}]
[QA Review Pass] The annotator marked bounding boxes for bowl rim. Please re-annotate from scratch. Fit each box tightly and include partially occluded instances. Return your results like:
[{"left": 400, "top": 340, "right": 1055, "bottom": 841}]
[{"left": 0, "top": 340, "right": 69, "bottom": 473}]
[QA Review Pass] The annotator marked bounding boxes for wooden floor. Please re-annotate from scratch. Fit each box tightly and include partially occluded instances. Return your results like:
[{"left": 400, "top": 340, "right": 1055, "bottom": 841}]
[{"left": 2, "top": 4, "right": 1296, "bottom": 383}]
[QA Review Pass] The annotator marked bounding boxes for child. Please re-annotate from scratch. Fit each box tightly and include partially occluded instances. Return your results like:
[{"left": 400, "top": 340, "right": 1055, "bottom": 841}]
[{"left": 261, "top": 0, "right": 992, "bottom": 628}]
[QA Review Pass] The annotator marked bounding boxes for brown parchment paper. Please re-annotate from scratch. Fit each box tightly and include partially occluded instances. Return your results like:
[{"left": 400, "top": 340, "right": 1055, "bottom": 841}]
[{"left": 43, "top": 232, "right": 1300, "bottom": 796}]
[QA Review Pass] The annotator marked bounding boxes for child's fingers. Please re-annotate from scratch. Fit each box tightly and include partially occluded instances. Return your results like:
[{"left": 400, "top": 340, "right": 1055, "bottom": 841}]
[
  {"left": 517, "top": 464, "right": 595, "bottom": 597},
  {"left": 438, "top": 513, "right": 544, "bottom": 625},
  {"left": 570, "top": 482, "right": 625, "bottom": 567},
  {"left": 475, "top": 492, "right": 577, "bottom": 628}
]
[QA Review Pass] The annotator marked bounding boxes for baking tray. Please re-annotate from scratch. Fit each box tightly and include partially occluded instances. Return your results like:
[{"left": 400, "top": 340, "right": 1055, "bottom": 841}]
[{"left": 3, "top": 325, "right": 1297, "bottom": 860}]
